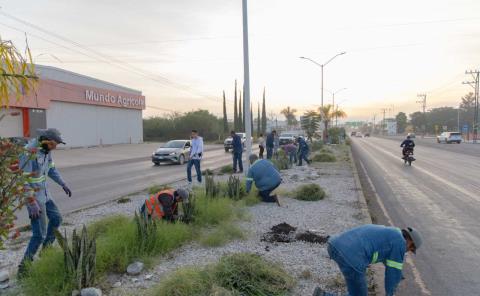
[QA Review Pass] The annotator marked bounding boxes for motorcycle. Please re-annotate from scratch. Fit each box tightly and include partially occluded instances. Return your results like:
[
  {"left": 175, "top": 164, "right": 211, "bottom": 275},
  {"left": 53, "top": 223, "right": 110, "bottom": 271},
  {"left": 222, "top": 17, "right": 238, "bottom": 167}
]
[{"left": 403, "top": 148, "right": 415, "bottom": 166}]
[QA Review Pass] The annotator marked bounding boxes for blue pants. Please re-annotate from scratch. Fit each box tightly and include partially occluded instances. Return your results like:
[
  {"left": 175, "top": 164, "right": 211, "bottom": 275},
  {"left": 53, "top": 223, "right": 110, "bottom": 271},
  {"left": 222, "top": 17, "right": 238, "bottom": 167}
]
[
  {"left": 288, "top": 151, "right": 297, "bottom": 165},
  {"left": 326, "top": 243, "right": 368, "bottom": 296},
  {"left": 233, "top": 151, "right": 243, "bottom": 172},
  {"left": 298, "top": 150, "right": 309, "bottom": 166},
  {"left": 187, "top": 159, "right": 202, "bottom": 183},
  {"left": 266, "top": 147, "right": 273, "bottom": 159},
  {"left": 23, "top": 199, "right": 62, "bottom": 262},
  {"left": 258, "top": 182, "right": 281, "bottom": 202}
]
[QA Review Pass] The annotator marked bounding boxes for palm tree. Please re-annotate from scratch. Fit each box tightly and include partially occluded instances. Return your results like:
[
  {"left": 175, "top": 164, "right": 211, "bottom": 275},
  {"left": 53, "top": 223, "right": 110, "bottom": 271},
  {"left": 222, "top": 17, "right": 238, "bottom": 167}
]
[
  {"left": 318, "top": 104, "right": 347, "bottom": 141},
  {"left": 280, "top": 106, "right": 298, "bottom": 127},
  {"left": 301, "top": 110, "right": 321, "bottom": 142}
]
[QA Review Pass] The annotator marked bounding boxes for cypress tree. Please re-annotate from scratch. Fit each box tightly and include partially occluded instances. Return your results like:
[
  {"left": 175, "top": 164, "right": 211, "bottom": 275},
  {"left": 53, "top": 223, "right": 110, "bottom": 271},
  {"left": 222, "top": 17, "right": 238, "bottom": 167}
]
[
  {"left": 239, "top": 92, "right": 243, "bottom": 132},
  {"left": 250, "top": 104, "right": 254, "bottom": 136},
  {"left": 234, "top": 80, "right": 238, "bottom": 131},
  {"left": 261, "top": 87, "right": 267, "bottom": 134},
  {"left": 222, "top": 90, "right": 228, "bottom": 134},
  {"left": 257, "top": 102, "right": 261, "bottom": 137}
]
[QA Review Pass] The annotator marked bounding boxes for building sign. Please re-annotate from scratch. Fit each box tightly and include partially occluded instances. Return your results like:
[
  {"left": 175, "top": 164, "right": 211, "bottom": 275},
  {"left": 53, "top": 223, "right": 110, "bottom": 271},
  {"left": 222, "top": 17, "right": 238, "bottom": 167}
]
[{"left": 85, "top": 90, "right": 145, "bottom": 108}]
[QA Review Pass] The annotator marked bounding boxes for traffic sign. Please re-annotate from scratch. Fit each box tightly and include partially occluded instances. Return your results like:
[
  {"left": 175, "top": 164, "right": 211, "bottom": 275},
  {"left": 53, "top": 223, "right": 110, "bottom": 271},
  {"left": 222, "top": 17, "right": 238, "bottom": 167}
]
[{"left": 462, "top": 124, "right": 469, "bottom": 133}]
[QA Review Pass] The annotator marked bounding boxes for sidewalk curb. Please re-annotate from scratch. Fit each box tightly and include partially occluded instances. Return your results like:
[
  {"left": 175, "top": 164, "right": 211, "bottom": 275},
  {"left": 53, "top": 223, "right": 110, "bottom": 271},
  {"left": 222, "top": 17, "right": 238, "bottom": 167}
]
[{"left": 348, "top": 145, "right": 385, "bottom": 296}]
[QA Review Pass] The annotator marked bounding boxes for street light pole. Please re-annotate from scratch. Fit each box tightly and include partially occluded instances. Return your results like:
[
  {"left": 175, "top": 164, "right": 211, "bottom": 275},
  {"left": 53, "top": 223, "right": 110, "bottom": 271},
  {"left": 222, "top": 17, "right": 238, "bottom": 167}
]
[{"left": 242, "top": 0, "right": 252, "bottom": 170}]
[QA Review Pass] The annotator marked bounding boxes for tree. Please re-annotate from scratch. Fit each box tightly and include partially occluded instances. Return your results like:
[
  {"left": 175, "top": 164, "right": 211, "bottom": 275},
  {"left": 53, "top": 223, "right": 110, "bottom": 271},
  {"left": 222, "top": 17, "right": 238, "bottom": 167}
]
[
  {"left": 318, "top": 105, "right": 347, "bottom": 142},
  {"left": 239, "top": 92, "right": 243, "bottom": 132},
  {"left": 233, "top": 80, "right": 238, "bottom": 131},
  {"left": 261, "top": 87, "right": 267, "bottom": 134},
  {"left": 257, "top": 102, "right": 261, "bottom": 137},
  {"left": 250, "top": 104, "right": 254, "bottom": 136},
  {"left": 409, "top": 111, "right": 424, "bottom": 133},
  {"left": 301, "top": 110, "right": 320, "bottom": 142},
  {"left": 222, "top": 91, "right": 228, "bottom": 134},
  {"left": 1, "top": 37, "right": 37, "bottom": 248},
  {"left": 280, "top": 106, "right": 298, "bottom": 127},
  {"left": 460, "top": 92, "right": 476, "bottom": 131},
  {"left": 396, "top": 112, "right": 408, "bottom": 134}
]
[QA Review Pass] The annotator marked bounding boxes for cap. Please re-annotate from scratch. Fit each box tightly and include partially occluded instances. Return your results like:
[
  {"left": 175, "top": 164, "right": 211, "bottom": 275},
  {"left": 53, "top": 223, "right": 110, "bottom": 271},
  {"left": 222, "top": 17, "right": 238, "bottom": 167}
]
[
  {"left": 249, "top": 154, "right": 258, "bottom": 163},
  {"left": 37, "top": 128, "right": 66, "bottom": 144},
  {"left": 176, "top": 188, "right": 189, "bottom": 203},
  {"left": 406, "top": 227, "right": 423, "bottom": 253}
]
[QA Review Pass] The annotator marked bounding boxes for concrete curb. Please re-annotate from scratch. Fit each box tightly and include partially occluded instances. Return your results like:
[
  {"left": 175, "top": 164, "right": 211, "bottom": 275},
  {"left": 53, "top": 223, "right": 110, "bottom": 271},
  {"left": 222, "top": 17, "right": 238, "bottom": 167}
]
[{"left": 348, "top": 145, "right": 385, "bottom": 296}]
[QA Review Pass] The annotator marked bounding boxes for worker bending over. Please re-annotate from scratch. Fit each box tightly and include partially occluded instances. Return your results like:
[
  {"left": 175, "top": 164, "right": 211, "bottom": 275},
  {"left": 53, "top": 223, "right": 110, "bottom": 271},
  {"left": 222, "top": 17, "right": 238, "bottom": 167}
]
[
  {"left": 245, "top": 154, "right": 281, "bottom": 205},
  {"left": 315, "top": 224, "right": 423, "bottom": 296},
  {"left": 140, "top": 188, "right": 189, "bottom": 222}
]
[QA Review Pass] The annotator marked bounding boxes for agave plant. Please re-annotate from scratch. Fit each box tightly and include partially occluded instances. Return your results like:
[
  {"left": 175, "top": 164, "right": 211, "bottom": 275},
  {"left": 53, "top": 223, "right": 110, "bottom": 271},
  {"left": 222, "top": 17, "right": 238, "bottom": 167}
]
[
  {"left": 54, "top": 225, "right": 96, "bottom": 290},
  {"left": 226, "top": 175, "right": 245, "bottom": 200},
  {"left": 181, "top": 190, "right": 196, "bottom": 224},
  {"left": 134, "top": 210, "right": 158, "bottom": 253},
  {"left": 205, "top": 173, "right": 221, "bottom": 198}
]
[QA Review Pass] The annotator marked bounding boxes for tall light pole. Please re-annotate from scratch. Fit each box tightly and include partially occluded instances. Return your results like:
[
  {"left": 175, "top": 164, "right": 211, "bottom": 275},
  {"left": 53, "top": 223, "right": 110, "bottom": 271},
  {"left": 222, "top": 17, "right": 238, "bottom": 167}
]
[
  {"left": 331, "top": 88, "right": 347, "bottom": 110},
  {"left": 242, "top": 0, "right": 252, "bottom": 170},
  {"left": 300, "top": 52, "right": 346, "bottom": 107}
]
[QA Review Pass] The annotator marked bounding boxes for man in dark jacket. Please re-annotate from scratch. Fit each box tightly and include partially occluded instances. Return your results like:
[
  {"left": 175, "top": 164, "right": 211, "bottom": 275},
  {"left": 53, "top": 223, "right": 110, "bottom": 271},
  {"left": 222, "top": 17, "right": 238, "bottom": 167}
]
[
  {"left": 297, "top": 136, "right": 310, "bottom": 166},
  {"left": 400, "top": 135, "right": 415, "bottom": 159},
  {"left": 315, "top": 224, "right": 423, "bottom": 296},
  {"left": 266, "top": 130, "right": 276, "bottom": 159},
  {"left": 141, "top": 188, "right": 189, "bottom": 222},
  {"left": 231, "top": 131, "right": 244, "bottom": 173},
  {"left": 246, "top": 154, "right": 281, "bottom": 205}
]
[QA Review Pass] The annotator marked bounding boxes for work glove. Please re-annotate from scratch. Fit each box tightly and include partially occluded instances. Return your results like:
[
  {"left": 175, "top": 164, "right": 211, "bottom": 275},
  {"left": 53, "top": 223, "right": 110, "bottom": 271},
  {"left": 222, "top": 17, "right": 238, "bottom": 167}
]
[
  {"left": 27, "top": 199, "right": 41, "bottom": 219},
  {"left": 63, "top": 185, "right": 72, "bottom": 197}
]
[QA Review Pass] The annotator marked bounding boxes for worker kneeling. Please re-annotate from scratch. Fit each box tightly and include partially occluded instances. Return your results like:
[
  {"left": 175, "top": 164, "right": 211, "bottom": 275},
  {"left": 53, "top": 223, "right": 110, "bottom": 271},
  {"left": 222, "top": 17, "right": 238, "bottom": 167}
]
[
  {"left": 315, "top": 224, "right": 423, "bottom": 296},
  {"left": 246, "top": 154, "right": 281, "bottom": 205},
  {"left": 140, "top": 188, "right": 189, "bottom": 222}
]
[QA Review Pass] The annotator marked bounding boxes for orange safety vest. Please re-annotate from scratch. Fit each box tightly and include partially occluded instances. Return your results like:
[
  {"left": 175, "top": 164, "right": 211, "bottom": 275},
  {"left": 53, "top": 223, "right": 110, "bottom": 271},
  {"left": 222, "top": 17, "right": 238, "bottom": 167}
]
[{"left": 145, "top": 189, "right": 176, "bottom": 219}]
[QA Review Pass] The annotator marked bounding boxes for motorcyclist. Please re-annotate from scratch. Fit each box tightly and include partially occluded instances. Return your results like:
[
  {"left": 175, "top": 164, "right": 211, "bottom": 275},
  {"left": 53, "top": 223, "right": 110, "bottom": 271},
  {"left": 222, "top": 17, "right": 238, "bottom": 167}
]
[{"left": 400, "top": 135, "right": 415, "bottom": 159}]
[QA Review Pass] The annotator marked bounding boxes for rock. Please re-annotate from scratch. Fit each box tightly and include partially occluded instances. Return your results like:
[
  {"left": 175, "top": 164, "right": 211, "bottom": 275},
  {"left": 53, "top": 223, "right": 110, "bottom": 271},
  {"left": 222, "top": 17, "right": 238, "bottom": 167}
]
[
  {"left": 0, "top": 282, "right": 9, "bottom": 289},
  {"left": 80, "top": 287, "right": 102, "bottom": 296},
  {"left": 131, "top": 278, "right": 139, "bottom": 283},
  {"left": 112, "top": 281, "right": 122, "bottom": 288},
  {"left": 72, "top": 290, "right": 80, "bottom": 296},
  {"left": 0, "top": 270, "right": 9, "bottom": 283},
  {"left": 127, "top": 261, "right": 144, "bottom": 276},
  {"left": 145, "top": 274, "right": 153, "bottom": 280}
]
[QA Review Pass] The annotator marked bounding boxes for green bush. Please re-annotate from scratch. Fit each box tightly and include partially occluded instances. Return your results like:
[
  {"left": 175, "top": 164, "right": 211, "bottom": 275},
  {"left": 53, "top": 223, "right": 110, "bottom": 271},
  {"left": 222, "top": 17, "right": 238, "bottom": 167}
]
[
  {"left": 313, "top": 153, "right": 336, "bottom": 162},
  {"left": 219, "top": 164, "right": 234, "bottom": 174},
  {"left": 147, "top": 253, "right": 294, "bottom": 296},
  {"left": 271, "top": 151, "right": 290, "bottom": 170},
  {"left": 194, "top": 194, "right": 235, "bottom": 226},
  {"left": 294, "top": 184, "right": 326, "bottom": 201},
  {"left": 310, "top": 141, "right": 324, "bottom": 152},
  {"left": 199, "top": 223, "right": 245, "bottom": 247},
  {"left": 345, "top": 137, "right": 352, "bottom": 145}
]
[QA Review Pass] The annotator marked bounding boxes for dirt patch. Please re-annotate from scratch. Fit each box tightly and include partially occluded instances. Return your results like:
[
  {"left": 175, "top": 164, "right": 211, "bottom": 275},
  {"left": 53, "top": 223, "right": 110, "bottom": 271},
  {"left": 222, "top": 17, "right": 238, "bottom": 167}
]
[
  {"left": 295, "top": 231, "right": 329, "bottom": 244},
  {"left": 271, "top": 222, "right": 296, "bottom": 234}
]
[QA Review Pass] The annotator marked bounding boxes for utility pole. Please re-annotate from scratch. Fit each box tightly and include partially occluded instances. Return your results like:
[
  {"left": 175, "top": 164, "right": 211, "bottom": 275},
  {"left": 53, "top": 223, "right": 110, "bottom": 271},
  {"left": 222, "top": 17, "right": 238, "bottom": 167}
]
[
  {"left": 380, "top": 108, "right": 389, "bottom": 135},
  {"left": 373, "top": 114, "right": 376, "bottom": 134},
  {"left": 416, "top": 94, "right": 427, "bottom": 138},
  {"left": 242, "top": 0, "right": 252, "bottom": 169},
  {"left": 463, "top": 70, "right": 479, "bottom": 143}
]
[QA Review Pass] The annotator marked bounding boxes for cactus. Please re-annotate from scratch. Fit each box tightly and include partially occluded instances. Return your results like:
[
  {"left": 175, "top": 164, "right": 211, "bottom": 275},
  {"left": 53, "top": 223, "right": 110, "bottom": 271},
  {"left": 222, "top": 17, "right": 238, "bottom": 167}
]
[
  {"left": 134, "top": 210, "right": 158, "bottom": 253},
  {"left": 181, "top": 190, "right": 196, "bottom": 224},
  {"left": 205, "top": 173, "right": 221, "bottom": 198},
  {"left": 226, "top": 175, "right": 245, "bottom": 200},
  {"left": 54, "top": 225, "right": 96, "bottom": 290}
]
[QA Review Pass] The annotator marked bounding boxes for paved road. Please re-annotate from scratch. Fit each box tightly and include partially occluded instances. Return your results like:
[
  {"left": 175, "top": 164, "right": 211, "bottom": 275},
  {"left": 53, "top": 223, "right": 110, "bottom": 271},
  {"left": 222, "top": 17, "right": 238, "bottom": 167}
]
[
  {"left": 352, "top": 136, "right": 480, "bottom": 296},
  {"left": 16, "top": 147, "right": 253, "bottom": 226}
]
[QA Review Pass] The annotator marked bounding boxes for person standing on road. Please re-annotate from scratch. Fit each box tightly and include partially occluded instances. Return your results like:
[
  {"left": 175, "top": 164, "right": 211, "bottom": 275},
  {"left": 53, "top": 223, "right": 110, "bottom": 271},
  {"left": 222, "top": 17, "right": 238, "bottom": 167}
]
[
  {"left": 245, "top": 154, "right": 281, "bottom": 206},
  {"left": 273, "top": 132, "right": 280, "bottom": 159},
  {"left": 314, "top": 224, "right": 423, "bottom": 296},
  {"left": 283, "top": 141, "right": 297, "bottom": 165},
  {"left": 297, "top": 136, "right": 311, "bottom": 166},
  {"left": 18, "top": 128, "right": 72, "bottom": 275},
  {"left": 187, "top": 130, "right": 203, "bottom": 185},
  {"left": 140, "top": 187, "right": 189, "bottom": 222},
  {"left": 258, "top": 134, "right": 265, "bottom": 159},
  {"left": 266, "top": 130, "right": 276, "bottom": 159},
  {"left": 230, "top": 131, "right": 244, "bottom": 173}
]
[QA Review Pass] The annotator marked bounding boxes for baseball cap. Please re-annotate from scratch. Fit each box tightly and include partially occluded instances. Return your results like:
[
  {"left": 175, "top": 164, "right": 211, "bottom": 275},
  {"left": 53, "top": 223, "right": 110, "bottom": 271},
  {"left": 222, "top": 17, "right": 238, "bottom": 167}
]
[
  {"left": 37, "top": 128, "right": 66, "bottom": 144},
  {"left": 176, "top": 188, "right": 189, "bottom": 203}
]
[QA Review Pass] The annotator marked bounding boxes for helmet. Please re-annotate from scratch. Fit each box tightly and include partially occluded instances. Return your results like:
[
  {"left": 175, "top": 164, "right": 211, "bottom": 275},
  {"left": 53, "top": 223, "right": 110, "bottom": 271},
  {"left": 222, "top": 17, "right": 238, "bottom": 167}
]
[
  {"left": 406, "top": 227, "right": 423, "bottom": 253},
  {"left": 176, "top": 188, "right": 190, "bottom": 203}
]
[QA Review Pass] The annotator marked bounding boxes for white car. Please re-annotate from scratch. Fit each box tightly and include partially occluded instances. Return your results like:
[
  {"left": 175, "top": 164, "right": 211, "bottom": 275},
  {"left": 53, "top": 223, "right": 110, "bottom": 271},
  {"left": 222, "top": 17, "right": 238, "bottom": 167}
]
[
  {"left": 224, "top": 133, "right": 252, "bottom": 152},
  {"left": 437, "top": 132, "right": 462, "bottom": 144}
]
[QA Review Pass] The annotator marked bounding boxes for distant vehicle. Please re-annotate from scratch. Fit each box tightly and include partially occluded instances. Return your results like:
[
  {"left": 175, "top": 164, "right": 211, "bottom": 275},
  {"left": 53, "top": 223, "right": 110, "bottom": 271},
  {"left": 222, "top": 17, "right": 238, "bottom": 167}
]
[
  {"left": 407, "top": 132, "right": 416, "bottom": 139},
  {"left": 152, "top": 140, "right": 191, "bottom": 165},
  {"left": 403, "top": 147, "right": 415, "bottom": 166},
  {"left": 224, "top": 133, "right": 248, "bottom": 152},
  {"left": 437, "top": 132, "right": 462, "bottom": 144},
  {"left": 364, "top": 133, "right": 370, "bottom": 137},
  {"left": 279, "top": 136, "right": 294, "bottom": 147},
  {"left": 355, "top": 132, "right": 363, "bottom": 138},
  {"left": 350, "top": 131, "right": 357, "bottom": 136}
]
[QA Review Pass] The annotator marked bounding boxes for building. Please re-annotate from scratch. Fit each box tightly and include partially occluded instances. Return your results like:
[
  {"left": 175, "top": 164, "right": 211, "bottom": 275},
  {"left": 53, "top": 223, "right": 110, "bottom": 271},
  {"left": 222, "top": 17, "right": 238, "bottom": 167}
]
[{"left": 1, "top": 65, "right": 145, "bottom": 147}]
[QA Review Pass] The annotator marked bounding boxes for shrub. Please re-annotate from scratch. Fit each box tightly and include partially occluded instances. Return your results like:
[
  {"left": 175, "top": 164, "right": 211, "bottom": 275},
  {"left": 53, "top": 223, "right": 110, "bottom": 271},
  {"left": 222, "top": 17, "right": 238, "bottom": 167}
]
[
  {"left": 313, "top": 153, "right": 336, "bottom": 162},
  {"left": 194, "top": 195, "right": 235, "bottom": 226},
  {"left": 199, "top": 223, "right": 245, "bottom": 247},
  {"left": 202, "top": 168, "right": 214, "bottom": 176},
  {"left": 345, "top": 138, "right": 352, "bottom": 146},
  {"left": 146, "top": 267, "right": 215, "bottom": 296},
  {"left": 219, "top": 164, "right": 234, "bottom": 174},
  {"left": 205, "top": 174, "right": 222, "bottom": 198},
  {"left": 180, "top": 193, "right": 196, "bottom": 224},
  {"left": 225, "top": 175, "right": 246, "bottom": 200},
  {"left": 271, "top": 151, "right": 290, "bottom": 170},
  {"left": 294, "top": 184, "right": 326, "bottom": 201},
  {"left": 134, "top": 211, "right": 158, "bottom": 254},
  {"left": 310, "top": 141, "right": 324, "bottom": 152}
]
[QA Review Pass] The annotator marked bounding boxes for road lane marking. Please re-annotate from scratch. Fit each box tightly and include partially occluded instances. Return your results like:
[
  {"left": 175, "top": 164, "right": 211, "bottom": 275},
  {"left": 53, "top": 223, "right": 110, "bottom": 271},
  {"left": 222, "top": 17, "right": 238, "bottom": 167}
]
[{"left": 357, "top": 152, "right": 432, "bottom": 295}]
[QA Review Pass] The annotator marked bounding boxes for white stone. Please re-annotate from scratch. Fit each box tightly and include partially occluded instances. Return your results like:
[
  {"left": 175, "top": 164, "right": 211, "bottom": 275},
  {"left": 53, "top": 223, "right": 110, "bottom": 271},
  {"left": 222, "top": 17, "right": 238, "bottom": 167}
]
[
  {"left": 80, "top": 287, "right": 102, "bottom": 296},
  {"left": 145, "top": 274, "right": 153, "bottom": 280},
  {"left": 0, "top": 282, "right": 9, "bottom": 289},
  {"left": 127, "top": 261, "right": 144, "bottom": 276},
  {"left": 0, "top": 270, "right": 9, "bottom": 283},
  {"left": 112, "top": 281, "right": 122, "bottom": 288}
]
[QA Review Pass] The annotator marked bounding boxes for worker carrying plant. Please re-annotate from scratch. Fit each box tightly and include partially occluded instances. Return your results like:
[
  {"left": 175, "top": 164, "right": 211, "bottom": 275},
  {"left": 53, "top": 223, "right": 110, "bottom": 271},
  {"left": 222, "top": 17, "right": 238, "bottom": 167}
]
[
  {"left": 18, "top": 128, "right": 72, "bottom": 276},
  {"left": 314, "top": 224, "right": 423, "bottom": 296},
  {"left": 140, "top": 188, "right": 189, "bottom": 222},
  {"left": 245, "top": 154, "right": 281, "bottom": 206}
]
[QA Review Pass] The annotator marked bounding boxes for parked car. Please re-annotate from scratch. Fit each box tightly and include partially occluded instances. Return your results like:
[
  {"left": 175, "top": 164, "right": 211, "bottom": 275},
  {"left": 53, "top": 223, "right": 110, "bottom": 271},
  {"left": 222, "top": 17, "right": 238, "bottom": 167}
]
[
  {"left": 437, "top": 132, "right": 462, "bottom": 144},
  {"left": 224, "top": 133, "right": 246, "bottom": 152},
  {"left": 279, "top": 136, "right": 295, "bottom": 147},
  {"left": 350, "top": 131, "right": 357, "bottom": 136},
  {"left": 355, "top": 132, "right": 363, "bottom": 138},
  {"left": 407, "top": 132, "right": 416, "bottom": 139},
  {"left": 152, "top": 140, "right": 191, "bottom": 165}
]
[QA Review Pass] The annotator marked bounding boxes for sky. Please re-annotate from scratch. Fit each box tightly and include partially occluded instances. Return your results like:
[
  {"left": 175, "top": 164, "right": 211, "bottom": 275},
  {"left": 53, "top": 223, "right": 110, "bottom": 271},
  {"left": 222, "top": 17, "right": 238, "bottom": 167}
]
[{"left": 1, "top": 0, "right": 479, "bottom": 121}]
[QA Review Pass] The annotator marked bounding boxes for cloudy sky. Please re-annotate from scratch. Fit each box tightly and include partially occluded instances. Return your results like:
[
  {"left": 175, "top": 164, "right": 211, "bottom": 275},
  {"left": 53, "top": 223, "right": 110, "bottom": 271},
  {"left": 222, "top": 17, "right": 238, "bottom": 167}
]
[{"left": 1, "top": 0, "right": 479, "bottom": 121}]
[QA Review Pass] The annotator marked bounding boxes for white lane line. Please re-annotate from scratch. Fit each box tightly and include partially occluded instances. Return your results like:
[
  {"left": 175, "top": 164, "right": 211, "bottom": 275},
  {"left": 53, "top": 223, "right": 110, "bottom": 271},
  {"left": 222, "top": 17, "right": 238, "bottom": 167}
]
[{"left": 357, "top": 150, "right": 432, "bottom": 296}]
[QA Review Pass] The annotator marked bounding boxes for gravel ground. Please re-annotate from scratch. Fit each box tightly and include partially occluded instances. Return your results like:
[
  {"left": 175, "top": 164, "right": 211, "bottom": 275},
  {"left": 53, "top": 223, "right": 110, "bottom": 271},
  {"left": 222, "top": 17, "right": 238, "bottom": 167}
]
[{"left": 0, "top": 145, "right": 371, "bottom": 296}]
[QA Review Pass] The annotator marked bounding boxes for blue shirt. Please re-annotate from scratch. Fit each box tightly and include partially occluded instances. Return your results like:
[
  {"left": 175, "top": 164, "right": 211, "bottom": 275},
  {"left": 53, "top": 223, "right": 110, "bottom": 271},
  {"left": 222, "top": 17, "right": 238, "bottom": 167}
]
[
  {"left": 246, "top": 159, "right": 281, "bottom": 192},
  {"left": 232, "top": 134, "right": 243, "bottom": 153},
  {"left": 266, "top": 134, "right": 274, "bottom": 148}
]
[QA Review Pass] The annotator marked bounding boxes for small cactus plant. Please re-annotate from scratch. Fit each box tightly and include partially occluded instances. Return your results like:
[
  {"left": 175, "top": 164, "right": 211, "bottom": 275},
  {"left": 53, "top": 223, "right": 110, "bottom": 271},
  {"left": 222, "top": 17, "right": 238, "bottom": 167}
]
[
  {"left": 205, "top": 173, "right": 221, "bottom": 198},
  {"left": 181, "top": 190, "right": 196, "bottom": 224},
  {"left": 134, "top": 210, "right": 158, "bottom": 253},
  {"left": 226, "top": 175, "right": 245, "bottom": 200}
]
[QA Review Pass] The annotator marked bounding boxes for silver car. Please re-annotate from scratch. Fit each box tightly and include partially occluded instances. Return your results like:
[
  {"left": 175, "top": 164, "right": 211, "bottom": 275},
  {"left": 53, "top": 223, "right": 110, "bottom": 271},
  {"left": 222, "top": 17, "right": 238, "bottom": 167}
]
[{"left": 152, "top": 140, "right": 191, "bottom": 165}]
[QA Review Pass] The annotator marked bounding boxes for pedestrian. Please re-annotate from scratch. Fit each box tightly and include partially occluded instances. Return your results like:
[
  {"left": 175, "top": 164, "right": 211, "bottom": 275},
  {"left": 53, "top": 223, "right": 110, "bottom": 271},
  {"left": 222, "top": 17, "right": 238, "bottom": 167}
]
[
  {"left": 230, "top": 131, "right": 243, "bottom": 173},
  {"left": 297, "top": 136, "right": 311, "bottom": 166},
  {"left": 258, "top": 134, "right": 265, "bottom": 159},
  {"left": 314, "top": 224, "right": 423, "bottom": 296},
  {"left": 245, "top": 154, "right": 281, "bottom": 206},
  {"left": 266, "top": 130, "right": 276, "bottom": 159},
  {"left": 140, "top": 187, "right": 189, "bottom": 222},
  {"left": 273, "top": 133, "right": 280, "bottom": 159},
  {"left": 283, "top": 140, "right": 297, "bottom": 165},
  {"left": 187, "top": 129, "right": 203, "bottom": 185},
  {"left": 18, "top": 128, "right": 72, "bottom": 276}
]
